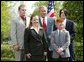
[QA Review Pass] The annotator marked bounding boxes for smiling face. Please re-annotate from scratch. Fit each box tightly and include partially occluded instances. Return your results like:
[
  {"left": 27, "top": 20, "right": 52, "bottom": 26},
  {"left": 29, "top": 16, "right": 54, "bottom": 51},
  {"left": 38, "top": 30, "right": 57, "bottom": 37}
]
[
  {"left": 39, "top": 6, "right": 47, "bottom": 18},
  {"left": 31, "top": 16, "right": 39, "bottom": 27}
]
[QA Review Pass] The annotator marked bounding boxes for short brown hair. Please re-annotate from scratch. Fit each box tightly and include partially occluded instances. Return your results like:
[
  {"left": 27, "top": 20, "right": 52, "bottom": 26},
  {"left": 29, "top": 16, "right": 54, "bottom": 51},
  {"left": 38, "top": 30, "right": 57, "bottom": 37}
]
[
  {"left": 56, "top": 18, "right": 63, "bottom": 23},
  {"left": 18, "top": 4, "right": 26, "bottom": 11}
]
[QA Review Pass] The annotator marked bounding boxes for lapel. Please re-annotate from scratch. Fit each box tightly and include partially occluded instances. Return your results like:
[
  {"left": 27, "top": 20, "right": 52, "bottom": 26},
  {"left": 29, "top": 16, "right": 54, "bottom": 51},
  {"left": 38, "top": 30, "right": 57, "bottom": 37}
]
[
  {"left": 47, "top": 17, "right": 52, "bottom": 28},
  {"left": 18, "top": 17, "right": 25, "bottom": 26},
  {"left": 30, "top": 27, "right": 43, "bottom": 40},
  {"left": 18, "top": 16, "right": 30, "bottom": 28},
  {"left": 65, "top": 19, "right": 69, "bottom": 30},
  {"left": 54, "top": 30, "right": 59, "bottom": 45},
  {"left": 47, "top": 17, "right": 50, "bottom": 31},
  {"left": 56, "top": 30, "right": 59, "bottom": 39},
  {"left": 31, "top": 29, "right": 42, "bottom": 43},
  {"left": 39, "top": 17, "right": 43, "bottom": 27}
]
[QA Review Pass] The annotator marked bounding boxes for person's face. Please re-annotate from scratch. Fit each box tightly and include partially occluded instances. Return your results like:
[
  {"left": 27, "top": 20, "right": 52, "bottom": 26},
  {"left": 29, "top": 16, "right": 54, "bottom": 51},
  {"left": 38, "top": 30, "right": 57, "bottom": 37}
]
[
  {"left": 32, "top": 17, "right": 39, "bottom": 27},
  {"left": 57, "top": 22, "right": 64, "bottom": 30},
  {"left": 39, "top": 7, "right": 47, "bottom": 18},
  {"left": 19, "top": 6, "right": 26, "bottom": 17},
  {"left": 60, "top": 10, "right": 66, "bottom": 19}
]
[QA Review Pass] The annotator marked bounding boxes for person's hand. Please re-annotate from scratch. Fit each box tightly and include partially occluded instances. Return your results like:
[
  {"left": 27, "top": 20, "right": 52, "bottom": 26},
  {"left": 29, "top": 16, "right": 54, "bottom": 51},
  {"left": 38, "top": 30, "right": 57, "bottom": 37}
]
[
  {"left": 59, "top": 52, "right": 64, "bottom": 56},
  {"left": 26, "top": 53, "right": 31, "bottom": 59},
  {"left": 44, "top": 52, "right": 47, "bottom": 56},
  {"left": 56, "top": 48, "right": 64, "bottom": 55},
  {"left": 57, "top": 48, "right": 62, "bottom": 54},
  {"left": 13, "top": 44, "right": 19, "bottom": 51}
]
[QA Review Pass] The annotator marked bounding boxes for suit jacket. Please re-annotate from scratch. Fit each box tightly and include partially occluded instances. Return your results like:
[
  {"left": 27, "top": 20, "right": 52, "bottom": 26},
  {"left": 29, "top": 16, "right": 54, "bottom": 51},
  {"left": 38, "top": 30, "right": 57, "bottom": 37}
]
[
  {"left": 24, "top": 28, "right": 47, "bottom": 55},
  {"left": 39, "top": 16, "right": 56, "bottom": 48},
  {"left": 10, "top": 16, "right": 30, "bottom": 49},
  {"left": 50, "top": 29, "right": 70, "bottom": 58},
  {"left": 65, "top": 19, "right": 76, "bottom": 42}
]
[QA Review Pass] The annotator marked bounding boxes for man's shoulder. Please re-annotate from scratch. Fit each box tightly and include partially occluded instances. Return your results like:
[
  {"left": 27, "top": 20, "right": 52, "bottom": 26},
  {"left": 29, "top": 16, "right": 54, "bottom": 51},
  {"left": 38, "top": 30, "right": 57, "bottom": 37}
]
[
  {"left": 51, "top": 30, "right": 57, "bottom": 35},
  {"left": 66, "top": 19, "right": 74, "bottom": 23},
  {"left": 12, "top": 16, "right": 20, "bottom": 22},
  {"left": 48, "top": 17, "right": 54, "bottom": 20},
  {"left": 25, "top": 28, "right": 31, "bottom": 32},
  {"left": 63, "top": 29, "right": 69, "bottom": 33},
  {"left": 47, "top": 17, "right": 55, "bottom": 23},
  {"left": 12, "top": 15, "right": 19, "bottom": 20}
]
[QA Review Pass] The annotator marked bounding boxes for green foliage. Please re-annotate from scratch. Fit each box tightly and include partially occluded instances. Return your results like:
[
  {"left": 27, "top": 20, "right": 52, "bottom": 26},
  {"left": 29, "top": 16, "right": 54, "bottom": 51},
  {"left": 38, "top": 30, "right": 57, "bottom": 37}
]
[
  {"left": 1, "top": 58, "right": 14, "bottom": 61},
  {"left": 1, "top": 32, "right": 3, "bottom": 43},
  {"left": 63, "top": 1, "right": 83, "bottom": 61},
  {"left": 1, "top": 1, "right": 10, "bottom": 21},
  {"left": 1, "top": 1, "right": 11, "bottom": 42},
  {"left": 63, "top": 1, "right": 83, "bottom": 22},
  {"left": 1, "top": 44, "right": 15, "bottom": 61},
  {"left": 35, "top": 1, "right": 49, "bottom": 7},
  {"left": 54, "top": 1, "right": 64, "bottom": 17},
  {"left": 75, "top": 42, "right": 83, "bottom": 61}
]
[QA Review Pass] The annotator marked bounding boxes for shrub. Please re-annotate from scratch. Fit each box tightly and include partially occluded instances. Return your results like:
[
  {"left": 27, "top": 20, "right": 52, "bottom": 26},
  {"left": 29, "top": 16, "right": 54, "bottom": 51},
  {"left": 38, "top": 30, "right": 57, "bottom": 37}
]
[
  {"left": 1, "top": 57, "right": 14, "bottom": 61},
  {"left": 1, "top": 43, "right": 15, "bottom": 61}
]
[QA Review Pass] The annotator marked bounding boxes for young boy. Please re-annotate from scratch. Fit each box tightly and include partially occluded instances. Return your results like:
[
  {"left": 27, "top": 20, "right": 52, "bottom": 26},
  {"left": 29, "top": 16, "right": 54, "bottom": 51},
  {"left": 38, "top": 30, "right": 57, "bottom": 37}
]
[{"left": 50, "top": 18, "right": 70, "bottom": 61}]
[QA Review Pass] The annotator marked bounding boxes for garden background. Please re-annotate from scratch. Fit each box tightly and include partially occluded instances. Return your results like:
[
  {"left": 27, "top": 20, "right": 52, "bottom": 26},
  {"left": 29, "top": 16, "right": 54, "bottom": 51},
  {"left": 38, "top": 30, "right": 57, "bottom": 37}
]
[{"left": 1, "top": 1, "right": 83, "bottom": 61}]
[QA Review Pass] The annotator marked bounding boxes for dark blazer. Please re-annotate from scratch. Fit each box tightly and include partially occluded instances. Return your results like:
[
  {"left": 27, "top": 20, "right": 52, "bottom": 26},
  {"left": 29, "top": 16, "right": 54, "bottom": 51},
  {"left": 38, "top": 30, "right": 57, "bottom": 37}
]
[
  {"left": 65, "top": 19, "right": 76, "bottom": 41},
  {"left": 24, "top": 28, "right": 47, "bottom": 56},
  {"left": 65, "top": 19, "right": 76, "bottom": 61}
]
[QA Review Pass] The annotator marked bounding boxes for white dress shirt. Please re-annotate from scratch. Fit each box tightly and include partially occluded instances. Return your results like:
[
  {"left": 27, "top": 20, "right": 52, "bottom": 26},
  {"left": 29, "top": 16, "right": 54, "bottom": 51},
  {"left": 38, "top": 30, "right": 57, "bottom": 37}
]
[
  {"left": 62, "top": 18, "right": 66, "bottom": 27},
  {"left": 40, "top": 16, "right": 47, "bottom": 26},
  {"left": 30, "top": 26, "right": 42, "bottom": 34}
]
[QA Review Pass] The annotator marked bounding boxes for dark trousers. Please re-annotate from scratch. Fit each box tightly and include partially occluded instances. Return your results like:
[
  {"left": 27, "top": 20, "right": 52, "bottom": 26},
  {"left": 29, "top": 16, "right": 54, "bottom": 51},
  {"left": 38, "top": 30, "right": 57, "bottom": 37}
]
[
  {"left": 69, "top": 41, "right": 75, "bottom": 61},
  {"left": 47, "top": 49, "right": 52, "bottom": 61},
  {"left": 20, "top": 49, "right": 25, "bottom": 61},
  {"left": 52, "top": 57, "right": 69, "bottom": 61},
  {"left": 26, "top": 55, "right": 44, "bottom": 61}
]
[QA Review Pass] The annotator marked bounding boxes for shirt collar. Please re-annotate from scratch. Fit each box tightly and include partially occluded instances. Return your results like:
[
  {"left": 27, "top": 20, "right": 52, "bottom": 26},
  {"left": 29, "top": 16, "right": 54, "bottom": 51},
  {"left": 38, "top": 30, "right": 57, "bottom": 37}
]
[
  {"left": 64, "top": 18, "right": 66, "bottom": 22},
  {"left": 40, "top": 16, "right": 47, "bottom": 20},
  {"left": 30, "top": 26, "right": 43, "bottom": 30},
  {"left": 57, "top": 28, "right": 66, "bottom": 32}
]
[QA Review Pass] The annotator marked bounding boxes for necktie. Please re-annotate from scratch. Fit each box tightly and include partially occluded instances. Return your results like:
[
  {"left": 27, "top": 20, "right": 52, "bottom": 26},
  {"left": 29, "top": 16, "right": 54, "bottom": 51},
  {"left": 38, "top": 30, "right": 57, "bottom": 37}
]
[
  {"left": 21, "top": 16, "right": 26, "bottom": 21},
  {"left": 43, "top": 18, "right": 47, "bottom": 31},
  {"left": 59, "top": 30, "right": 61, "bottom": 37},
  {"left": 58, "top": 30, "right": 61, "bottom": 44}
]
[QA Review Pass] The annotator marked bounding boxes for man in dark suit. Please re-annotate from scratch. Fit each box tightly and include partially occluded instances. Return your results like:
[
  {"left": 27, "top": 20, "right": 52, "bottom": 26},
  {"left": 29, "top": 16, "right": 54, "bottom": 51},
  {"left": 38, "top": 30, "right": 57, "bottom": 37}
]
[
  {"left": 59, "top": 9, "right": 76, "bottom": 61},
  {"left": 38, "top": 6, "right": 56, "bottom": 61}
]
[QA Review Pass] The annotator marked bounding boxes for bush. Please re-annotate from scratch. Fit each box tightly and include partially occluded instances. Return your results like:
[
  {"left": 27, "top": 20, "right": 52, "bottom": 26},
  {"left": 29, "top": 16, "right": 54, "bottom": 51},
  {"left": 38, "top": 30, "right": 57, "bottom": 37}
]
[
  {"left": 1, "top": 58, "right": 14, "bottom": 61},
  {"left": 75, "top": 41, "right": 83, "bottom": 61},
  {"left": 1, "top": 43, "right": 15, "bottom": 61},
  {"left": 63, "top": 1, "right": 83, "bottom": 61}
]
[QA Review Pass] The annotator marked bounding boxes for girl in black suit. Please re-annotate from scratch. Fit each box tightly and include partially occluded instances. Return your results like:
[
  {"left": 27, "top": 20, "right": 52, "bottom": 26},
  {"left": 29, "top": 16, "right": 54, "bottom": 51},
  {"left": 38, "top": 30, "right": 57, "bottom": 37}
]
[{"left": 24, "top": 15, "right": 47, "bottom": 61}]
